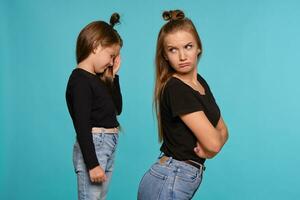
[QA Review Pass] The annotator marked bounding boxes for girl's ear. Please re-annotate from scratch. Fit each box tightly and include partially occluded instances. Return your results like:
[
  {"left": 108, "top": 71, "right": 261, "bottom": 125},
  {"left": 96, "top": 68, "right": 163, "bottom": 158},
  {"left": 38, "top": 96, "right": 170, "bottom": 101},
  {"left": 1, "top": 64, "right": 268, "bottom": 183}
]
[
  {"left": 92, "top": 42, "right": 102, "bottom": 54},
  {"left": 197, "top": 48, "right": 201, "bottom": 55}
]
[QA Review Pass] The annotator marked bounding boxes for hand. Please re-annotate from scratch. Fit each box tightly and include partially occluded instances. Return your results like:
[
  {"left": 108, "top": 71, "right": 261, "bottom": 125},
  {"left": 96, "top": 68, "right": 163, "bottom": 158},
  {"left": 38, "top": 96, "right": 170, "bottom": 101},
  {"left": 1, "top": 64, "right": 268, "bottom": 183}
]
[
  {"left": 194, "top": 142, "right": 217, "bottom": 159},
  {"left": 89, "top": 166, "right": 107, "bottom": 183},
  {"left": 194, "top": 142, "right": 207, "bottom": 158},
  {"left": 112, "top": 54, "right": 121, "bottom": 76}
]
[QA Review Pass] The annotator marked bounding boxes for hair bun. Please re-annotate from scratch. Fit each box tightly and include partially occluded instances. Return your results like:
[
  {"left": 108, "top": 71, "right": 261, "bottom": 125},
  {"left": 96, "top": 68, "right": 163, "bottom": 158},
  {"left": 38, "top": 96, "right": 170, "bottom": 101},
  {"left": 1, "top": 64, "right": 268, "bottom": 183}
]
[
  {"left": 110, "top": 12, "right": 120, "bottom": 27},
  {"left": 162, "top": 10, "right": 185, "bottom": 21}
]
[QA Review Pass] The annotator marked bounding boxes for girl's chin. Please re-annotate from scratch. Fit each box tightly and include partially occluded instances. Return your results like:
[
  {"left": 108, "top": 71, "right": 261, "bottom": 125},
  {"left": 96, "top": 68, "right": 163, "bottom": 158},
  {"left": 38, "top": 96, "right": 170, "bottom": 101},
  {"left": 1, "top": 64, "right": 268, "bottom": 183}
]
[{"left": 176, "top": 67, "right": 193, "bottom": 74}]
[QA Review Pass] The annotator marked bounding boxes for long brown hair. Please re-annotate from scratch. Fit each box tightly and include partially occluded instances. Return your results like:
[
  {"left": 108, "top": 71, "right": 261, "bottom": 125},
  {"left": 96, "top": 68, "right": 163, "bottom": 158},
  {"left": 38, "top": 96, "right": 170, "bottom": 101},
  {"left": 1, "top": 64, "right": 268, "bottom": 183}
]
[
  {"left": 154, "top": 10, "right": 203, "bottom": 142},
  {"left": 76, "top": 13, "right": 123, "bottom": 83}
]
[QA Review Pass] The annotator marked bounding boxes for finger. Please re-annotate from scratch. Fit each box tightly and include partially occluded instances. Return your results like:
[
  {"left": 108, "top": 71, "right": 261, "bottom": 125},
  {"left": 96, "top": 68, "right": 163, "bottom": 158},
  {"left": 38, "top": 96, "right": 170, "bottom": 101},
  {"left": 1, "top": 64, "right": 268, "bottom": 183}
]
[
  {"left": 114, "top": 61, "right": 120, "bottom": 70},
  {"left": 115, "top": 56, "right": 121, "bottom": 68},
  {"left": 97, "top": 174, "right": 106, "bottom": 182},
  {"left": 117, "top": 55, "right": 121, "bottom": 65},
  {"left": 114, "top": 55, "right": 120, "bottom": 65},
  {"left": 93, "top": 177, "right": 100, "bottom": 183}
]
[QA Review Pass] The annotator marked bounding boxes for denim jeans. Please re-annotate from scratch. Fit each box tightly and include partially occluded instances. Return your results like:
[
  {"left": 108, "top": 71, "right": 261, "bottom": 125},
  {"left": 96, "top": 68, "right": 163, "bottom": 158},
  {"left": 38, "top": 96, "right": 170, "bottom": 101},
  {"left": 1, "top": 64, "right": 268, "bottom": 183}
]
[
  {"left": 73, "top": 133, "right": 118, "bottom": 200},
  {"left": 138, "top": 156, "right": 204, "bottom": 200}
]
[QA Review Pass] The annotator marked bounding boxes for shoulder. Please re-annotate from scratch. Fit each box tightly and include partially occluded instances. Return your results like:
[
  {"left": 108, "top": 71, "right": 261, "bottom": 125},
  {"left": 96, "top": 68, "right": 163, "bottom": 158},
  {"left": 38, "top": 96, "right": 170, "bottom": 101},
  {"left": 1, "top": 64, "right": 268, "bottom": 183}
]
[
  {"left": 70, "top": 68, "right": 92, "bottom": 81},
  {"left": 71, "top": 68, "right": 100, "bottom": 84},
  {"left": 67, "top": 69, "right": 94, "bottom": 92},
  {"left": 162, "top": 77, "right": 191, "bottom": 98},
  {"left": 164, "top": 77, "right": 186, "bottom": 91}
]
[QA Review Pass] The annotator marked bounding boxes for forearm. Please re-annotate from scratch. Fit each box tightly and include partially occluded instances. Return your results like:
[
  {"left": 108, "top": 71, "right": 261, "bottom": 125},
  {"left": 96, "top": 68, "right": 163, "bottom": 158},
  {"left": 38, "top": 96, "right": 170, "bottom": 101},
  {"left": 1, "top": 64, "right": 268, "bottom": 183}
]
[
  {"left": 194, "top": 141, "right": 218, "bottom": 159},
  {"left": 200, "top": 147, "right": 218, "bottom": 159},
  {"left": 181, "top": 112, "right": 229, "bottom": 154},
  {"left": 196, "top": 126, "right": 228, "bottom": 158}
]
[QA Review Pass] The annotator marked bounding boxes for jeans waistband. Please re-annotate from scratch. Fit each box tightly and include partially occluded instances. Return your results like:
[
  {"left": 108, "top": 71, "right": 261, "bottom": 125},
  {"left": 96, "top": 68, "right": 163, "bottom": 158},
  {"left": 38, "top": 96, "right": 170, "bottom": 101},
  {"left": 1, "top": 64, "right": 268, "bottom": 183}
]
[
  {"left": 91, "top": 127, "right": 119, "bottom": 134},
  {"left": 159, "top": 155, "right": 206, "bottom": 171}
]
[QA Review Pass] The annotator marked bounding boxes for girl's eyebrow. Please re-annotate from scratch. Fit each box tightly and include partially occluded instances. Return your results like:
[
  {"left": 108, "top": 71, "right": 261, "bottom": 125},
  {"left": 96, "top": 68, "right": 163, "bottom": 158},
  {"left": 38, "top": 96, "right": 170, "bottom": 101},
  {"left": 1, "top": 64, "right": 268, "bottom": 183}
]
[
  {"left": 185, "top": 42, "right": 193, "bottom": 45},
  {"left": 166, "top": 41, "right": 193, "bottom": 48},
  {"left": 166, "top": 44, "right": 176, "bottom": 48}
]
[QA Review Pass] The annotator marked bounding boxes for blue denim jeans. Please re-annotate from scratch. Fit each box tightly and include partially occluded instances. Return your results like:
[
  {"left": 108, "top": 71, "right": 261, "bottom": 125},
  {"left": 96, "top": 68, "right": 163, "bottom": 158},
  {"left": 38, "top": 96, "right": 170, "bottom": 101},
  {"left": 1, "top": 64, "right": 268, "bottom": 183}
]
[
  {"left": 138, "top": 156, "right": 204, "bottom": 200},
  {"left": 73, "top": 133, "right": 118, "bottom": 200}
]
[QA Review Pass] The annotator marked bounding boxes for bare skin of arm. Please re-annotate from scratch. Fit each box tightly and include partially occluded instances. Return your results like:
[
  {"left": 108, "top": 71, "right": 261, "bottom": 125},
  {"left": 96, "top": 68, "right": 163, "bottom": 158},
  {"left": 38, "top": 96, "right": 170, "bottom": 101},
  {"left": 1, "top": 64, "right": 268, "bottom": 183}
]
[{"left": 180, "top": 112, "right": 229, "bottom": 158}]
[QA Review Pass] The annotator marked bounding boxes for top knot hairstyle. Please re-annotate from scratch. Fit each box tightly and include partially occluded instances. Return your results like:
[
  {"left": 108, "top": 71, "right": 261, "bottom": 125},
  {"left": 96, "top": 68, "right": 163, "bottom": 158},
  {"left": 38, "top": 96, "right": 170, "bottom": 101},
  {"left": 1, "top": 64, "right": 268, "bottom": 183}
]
[
  {"left": 154, "top": 9, "right": 203, "bottom": 142},
  {"left": 76, "top": 12, "right": 123, "bottom": 64},
  {"left": 162, "top": 10, "right": 185, "bottom": 21},
  {"left": 110, "top": 12, "right": 121, "bottom": 27}
]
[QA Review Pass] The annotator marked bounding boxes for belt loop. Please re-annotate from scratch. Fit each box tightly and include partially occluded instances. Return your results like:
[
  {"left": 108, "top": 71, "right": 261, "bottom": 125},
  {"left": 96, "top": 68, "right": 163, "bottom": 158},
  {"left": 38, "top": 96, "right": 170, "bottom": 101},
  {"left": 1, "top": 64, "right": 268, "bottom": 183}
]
[
  {"left": 166, "top": 156, "right": 173, "bottom": 165},
  {"left": 158, "top": 152, "right": 164, "bottom": 159}
]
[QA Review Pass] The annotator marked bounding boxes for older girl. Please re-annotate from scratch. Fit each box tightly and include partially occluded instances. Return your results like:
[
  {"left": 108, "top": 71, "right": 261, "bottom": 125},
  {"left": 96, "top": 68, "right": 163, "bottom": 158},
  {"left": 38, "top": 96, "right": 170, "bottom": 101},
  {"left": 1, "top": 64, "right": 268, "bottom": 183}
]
[{"left": 138, "top": 10, "right": 228, "bottom": 200}]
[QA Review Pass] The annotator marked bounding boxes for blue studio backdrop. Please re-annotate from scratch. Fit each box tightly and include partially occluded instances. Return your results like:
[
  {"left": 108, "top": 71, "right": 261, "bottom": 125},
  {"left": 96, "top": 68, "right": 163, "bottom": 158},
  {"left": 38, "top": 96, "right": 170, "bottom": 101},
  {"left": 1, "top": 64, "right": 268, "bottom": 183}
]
[{"left": 1, "top": 0, "right": 300, "bottom": 199}]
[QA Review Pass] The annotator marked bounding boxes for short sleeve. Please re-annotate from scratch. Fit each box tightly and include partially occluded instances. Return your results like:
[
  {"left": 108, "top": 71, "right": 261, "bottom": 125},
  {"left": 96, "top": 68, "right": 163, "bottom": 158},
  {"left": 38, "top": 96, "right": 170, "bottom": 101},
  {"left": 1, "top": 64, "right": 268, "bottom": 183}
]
[{"left": 164, "top": 80, "right": 203, "bottom": 117}]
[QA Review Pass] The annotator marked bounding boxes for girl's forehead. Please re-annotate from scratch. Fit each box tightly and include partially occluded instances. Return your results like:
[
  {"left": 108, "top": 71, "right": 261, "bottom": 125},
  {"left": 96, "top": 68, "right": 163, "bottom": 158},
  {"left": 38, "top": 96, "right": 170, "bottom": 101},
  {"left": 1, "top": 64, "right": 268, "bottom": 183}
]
[
  {"left": 164, "top": 30, "right": 196, "bottom": 45},
  {"left": 106, "top": 44, "right": 121, "bottom": 52}
]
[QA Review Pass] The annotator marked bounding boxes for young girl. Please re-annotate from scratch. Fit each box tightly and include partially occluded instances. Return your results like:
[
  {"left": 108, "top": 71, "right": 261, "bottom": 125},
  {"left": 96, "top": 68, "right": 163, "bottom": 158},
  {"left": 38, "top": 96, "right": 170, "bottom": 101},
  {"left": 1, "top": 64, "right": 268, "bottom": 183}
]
[
  {"left": 138, "top": 10, "right": 229, "bottom": 199},
  {"left": 66, "top": 13, "right": 123, "bottom": 200}
]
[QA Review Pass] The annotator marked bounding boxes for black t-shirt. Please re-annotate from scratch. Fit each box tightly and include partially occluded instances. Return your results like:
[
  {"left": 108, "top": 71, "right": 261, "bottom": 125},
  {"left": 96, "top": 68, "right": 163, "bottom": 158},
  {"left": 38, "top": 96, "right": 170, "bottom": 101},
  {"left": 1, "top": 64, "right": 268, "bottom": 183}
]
[
  {"left": 160, "top": 74, "right": 220, "bottom": 164},
  {"left": 65, "top": 68, "right": 122, "bottom": 169}
]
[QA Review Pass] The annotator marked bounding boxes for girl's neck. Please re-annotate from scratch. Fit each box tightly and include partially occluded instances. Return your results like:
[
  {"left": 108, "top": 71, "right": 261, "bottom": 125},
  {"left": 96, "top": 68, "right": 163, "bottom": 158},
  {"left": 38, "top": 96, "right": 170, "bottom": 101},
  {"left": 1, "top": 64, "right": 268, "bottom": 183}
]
[
  {"left": 174, "top": 69, "right": 198, "bottom": 84},
  {"left": 77, "top": 60, "right": 95, "bottom": 75}
]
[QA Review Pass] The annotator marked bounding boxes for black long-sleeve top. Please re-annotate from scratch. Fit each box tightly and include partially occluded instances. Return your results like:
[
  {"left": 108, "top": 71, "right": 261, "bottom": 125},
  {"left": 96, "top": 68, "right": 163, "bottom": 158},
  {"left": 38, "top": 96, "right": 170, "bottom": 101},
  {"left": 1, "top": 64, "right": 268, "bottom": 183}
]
[{"left": 66, "top": 68, "right": 122, "bottom": 169}]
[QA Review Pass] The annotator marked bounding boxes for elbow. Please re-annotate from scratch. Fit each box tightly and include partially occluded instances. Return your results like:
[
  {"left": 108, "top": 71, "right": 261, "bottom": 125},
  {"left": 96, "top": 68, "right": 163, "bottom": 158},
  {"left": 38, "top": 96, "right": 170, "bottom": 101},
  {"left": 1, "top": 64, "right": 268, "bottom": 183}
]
[
  {"left": 210, "top": 146, "right": 222, "bottom": 155},
  {"left": 205, "top": 153, "right": 217, "bottom": 159},
  {"left": 207, "top": 141, "right": 223, "bottom": 154}
]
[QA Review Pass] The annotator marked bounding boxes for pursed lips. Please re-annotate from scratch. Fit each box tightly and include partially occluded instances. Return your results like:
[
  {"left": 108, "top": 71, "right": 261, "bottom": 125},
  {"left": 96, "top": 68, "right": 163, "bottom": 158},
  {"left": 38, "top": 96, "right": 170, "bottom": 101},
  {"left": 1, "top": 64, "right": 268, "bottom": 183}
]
[{"left": 178, "top": 62, "right": 191, "bottom": 68}]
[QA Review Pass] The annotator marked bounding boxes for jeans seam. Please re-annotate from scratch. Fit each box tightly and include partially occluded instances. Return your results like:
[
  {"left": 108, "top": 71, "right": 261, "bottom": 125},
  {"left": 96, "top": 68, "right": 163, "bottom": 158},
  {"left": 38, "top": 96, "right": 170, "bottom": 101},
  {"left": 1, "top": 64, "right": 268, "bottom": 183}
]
[{"left": 82, "top": 170, "right": 87, "bottom": 200}]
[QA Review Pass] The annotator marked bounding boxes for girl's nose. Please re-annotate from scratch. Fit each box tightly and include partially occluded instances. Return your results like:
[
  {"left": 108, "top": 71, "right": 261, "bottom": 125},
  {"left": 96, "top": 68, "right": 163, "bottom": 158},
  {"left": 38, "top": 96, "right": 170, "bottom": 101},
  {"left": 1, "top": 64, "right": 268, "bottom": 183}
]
[{"left": 179, "top": 50, "right": 187, "bottom": 61}]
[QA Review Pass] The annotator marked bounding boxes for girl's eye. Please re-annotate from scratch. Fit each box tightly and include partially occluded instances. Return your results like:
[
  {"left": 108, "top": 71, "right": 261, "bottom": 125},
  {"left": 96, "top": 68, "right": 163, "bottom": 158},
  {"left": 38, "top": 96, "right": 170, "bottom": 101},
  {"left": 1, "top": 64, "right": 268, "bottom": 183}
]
[
  {"left": 185, "top": 44, "right": 193, "bottom": 49},
  {"left": 169, "top": 48, "right": 177, "bottom": 53}
]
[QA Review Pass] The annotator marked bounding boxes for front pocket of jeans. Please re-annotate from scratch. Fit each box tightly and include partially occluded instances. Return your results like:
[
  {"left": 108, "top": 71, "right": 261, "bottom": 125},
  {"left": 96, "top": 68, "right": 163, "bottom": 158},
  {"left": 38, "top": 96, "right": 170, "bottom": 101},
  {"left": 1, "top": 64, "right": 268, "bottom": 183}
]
[{"left": 92, "top": 134, "right": 103, "bottom": 148}]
